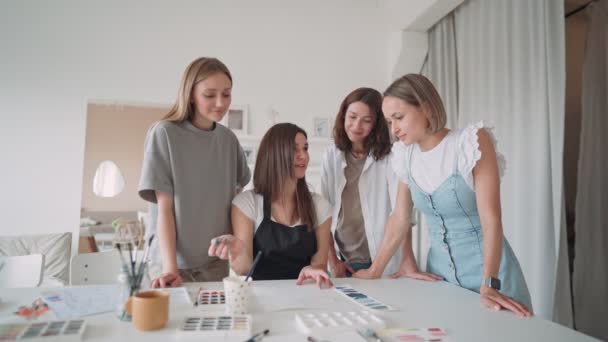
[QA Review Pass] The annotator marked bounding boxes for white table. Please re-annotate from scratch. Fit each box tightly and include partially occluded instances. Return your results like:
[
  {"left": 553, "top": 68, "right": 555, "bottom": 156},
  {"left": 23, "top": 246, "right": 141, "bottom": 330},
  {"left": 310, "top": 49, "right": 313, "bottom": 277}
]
[{"left": 0, "top": 278, "right": 597, "bottom": 341}]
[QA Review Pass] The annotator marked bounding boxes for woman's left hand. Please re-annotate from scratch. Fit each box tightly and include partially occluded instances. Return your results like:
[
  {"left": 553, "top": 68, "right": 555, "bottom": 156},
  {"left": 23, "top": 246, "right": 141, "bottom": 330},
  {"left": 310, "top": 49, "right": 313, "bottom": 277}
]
[
  {"left": 480, "top": 286, "right": 532, "bottom": 317},
  {"left": 297, "top": 266, "right": 333, "bottom": 289},
  {"left": 389, "top": 263, "right": 443, "bottom": 281}
]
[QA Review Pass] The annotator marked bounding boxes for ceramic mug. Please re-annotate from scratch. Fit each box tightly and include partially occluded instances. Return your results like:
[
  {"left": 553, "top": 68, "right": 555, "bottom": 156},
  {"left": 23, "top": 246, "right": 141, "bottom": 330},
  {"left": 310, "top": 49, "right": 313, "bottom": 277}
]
[{"left": 126, "top": 290, "right": 169, "bottom": 331}]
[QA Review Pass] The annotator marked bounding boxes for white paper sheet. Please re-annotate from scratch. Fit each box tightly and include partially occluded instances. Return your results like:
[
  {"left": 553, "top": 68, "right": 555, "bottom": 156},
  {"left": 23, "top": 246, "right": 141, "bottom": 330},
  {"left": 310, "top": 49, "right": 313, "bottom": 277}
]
[
  {"left": 155, "top": 287, "right": 192, "bottom": 307},
  {"left": 41, "top": 285, "right": 118, "bottom": 319},
  {"left": 251, "top": 286, "right": 338, "bottom": 312}
]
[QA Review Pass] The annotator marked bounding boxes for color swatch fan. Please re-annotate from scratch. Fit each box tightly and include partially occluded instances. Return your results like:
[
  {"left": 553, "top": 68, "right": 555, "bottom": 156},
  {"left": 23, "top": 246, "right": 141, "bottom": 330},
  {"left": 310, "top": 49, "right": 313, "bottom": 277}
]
[
  {"left": 195, "top": 289, "right": 226, "bottom": 310},
  {"left": 334, "top": 285, "right": 396, "bottom": 311},
  {"left": 377, "top": 328, "right": 453, "bottom": 342},
  {"left": 0, "top": 320, "right": 86, "bottom": 341},
  {"left": 177, "top": 315, "right": 251, "bottom": 338}
]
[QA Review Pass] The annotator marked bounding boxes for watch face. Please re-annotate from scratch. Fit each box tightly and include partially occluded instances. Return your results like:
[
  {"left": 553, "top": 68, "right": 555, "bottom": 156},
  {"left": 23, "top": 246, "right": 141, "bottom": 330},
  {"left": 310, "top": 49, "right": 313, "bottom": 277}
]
[{"left": 484, "top": 277, "right": 501, "bottom": 290}]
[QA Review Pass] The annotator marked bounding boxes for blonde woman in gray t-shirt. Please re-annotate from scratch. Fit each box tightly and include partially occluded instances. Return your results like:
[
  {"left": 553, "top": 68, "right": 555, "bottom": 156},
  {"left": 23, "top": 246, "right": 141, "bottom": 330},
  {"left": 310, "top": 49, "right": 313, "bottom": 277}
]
[{"left": 138, "top": 57, "right": 251, "bottom": 288}]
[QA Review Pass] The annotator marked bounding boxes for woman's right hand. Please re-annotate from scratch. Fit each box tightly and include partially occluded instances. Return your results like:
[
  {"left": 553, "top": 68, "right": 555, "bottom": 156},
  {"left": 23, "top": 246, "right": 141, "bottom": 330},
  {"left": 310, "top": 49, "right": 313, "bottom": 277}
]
[
  {"left": 329, "top": 258, "right": 355, "bottom": 278},
  {"left": 151, "top": 272, "right": 182, "bottom": 288},
  {"left": 207, "top": 234, "right": 244, "bottom": 260},
  {"left": 297, "top": 266, "right": 334, "bottom": 289}
]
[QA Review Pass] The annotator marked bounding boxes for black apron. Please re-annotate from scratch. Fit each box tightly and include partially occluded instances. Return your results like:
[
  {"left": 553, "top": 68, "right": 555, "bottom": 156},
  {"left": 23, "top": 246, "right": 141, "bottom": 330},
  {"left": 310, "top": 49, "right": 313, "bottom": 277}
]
[{"left": 252, "top": 197, "right": 317, "bottom": 280}]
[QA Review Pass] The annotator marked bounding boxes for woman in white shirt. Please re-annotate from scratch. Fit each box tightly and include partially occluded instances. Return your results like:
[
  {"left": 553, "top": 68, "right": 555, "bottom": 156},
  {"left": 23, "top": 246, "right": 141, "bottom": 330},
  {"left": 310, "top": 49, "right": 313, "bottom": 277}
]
[
  {"left": 373, "top": 74, "right": 532, "bottom": 316},
  {"left": 322, "top": 87, "right": 442, "bottom": 281},
  {"left": 208, "top": 123, "right": 333, "bottom": 287}
]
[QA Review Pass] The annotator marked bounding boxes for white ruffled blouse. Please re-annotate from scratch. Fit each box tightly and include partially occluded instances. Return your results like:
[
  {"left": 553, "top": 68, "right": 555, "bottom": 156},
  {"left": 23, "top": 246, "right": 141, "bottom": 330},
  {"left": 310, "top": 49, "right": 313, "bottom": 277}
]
[{"left": 391, "top": 121, "right": 506, "bottom": 193}]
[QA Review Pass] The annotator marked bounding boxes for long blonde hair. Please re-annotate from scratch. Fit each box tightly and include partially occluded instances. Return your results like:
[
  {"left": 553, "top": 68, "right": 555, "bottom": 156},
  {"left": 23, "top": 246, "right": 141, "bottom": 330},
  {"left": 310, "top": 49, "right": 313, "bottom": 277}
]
[{"left": 163, "top": 57, "right": 232, "bottom": 122}]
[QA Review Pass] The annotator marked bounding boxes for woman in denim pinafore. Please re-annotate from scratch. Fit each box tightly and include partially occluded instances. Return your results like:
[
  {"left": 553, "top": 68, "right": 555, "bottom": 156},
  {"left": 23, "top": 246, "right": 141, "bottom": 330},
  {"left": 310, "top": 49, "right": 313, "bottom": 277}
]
[
  {"left": 401, "top": 131, "right": 532, "bottom": 312},
  {"left": 369, "top": 74, "right": 532, "bottom": 316}
]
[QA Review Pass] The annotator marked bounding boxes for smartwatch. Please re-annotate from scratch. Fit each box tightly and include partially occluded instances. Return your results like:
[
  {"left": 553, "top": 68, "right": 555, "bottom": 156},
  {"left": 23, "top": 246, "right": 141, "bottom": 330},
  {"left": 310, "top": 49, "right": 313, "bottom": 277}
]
[{"left": 482, "top": 277, "right": 501, "bottom": 290}]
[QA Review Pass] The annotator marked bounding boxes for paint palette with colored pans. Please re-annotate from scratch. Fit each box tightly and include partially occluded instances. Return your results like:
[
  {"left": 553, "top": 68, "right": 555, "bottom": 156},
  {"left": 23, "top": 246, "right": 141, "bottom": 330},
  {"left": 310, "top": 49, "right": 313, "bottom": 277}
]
[
  {"left": 177, "top": 315, "right": 252, "bottom": 338},
  {"left": 334, "top": 285, "right": 396, "bottom": 311},
  {"left": 195, "top": 290, "right": 226, "bottom": 310},
  {"left": 294, "top": 310, "right": 386, "bottom": 335},
  {"left": 0, "top": 320, "right": 86, "bottom": 341},
  {"left": 377, "top": 328, "right": 453, "bottom": 342}
]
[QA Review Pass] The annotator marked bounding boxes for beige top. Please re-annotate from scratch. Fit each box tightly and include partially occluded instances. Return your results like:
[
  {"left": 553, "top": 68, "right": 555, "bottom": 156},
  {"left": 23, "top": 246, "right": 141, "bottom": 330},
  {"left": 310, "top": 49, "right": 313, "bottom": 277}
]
[{"left": 335, "top": 152, "right": 371, "bottom": 263}]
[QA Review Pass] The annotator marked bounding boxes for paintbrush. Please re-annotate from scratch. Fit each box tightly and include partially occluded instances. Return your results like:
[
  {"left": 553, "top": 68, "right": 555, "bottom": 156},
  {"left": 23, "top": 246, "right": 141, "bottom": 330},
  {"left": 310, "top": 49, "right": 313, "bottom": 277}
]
[
  {"left": 245, "top": 250, "right": 262, "bottom": 281},
  {"left": 135, "top": 235, "right": 155, "bottom": 288},
  {"left": 115, "top": 243, "right": 129, "bottom": 272},
  {"left": 127, "top": 243, "right": 135, "bottom": 279},
  {"left": 127, "top": 223, "right": 138, "bottom": 263}
]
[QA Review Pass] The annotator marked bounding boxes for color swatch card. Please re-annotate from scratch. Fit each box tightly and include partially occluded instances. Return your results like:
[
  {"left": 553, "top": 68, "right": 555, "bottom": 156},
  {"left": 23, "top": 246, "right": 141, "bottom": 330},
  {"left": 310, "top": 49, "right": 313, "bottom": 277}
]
[
  {"left": 295, "top": 310, "right": 386, "bottom": 336},
  {"left": 195, "top": 290, "right": 226, "bottom": 310},
  {"left": 0, "top": 320, "right": 86, "bottom": 341},
  {"left": 334, "top": 285, "right": 396, "bottom": 311},
  {"left": 177, "top": 315, "right": 251, "bottom": 338},
  {"left": 377, "top": 328, "right": 453, "bottom": 342},
  {"left": 41, "top": 286, "right": 117, "bottom": 319}
]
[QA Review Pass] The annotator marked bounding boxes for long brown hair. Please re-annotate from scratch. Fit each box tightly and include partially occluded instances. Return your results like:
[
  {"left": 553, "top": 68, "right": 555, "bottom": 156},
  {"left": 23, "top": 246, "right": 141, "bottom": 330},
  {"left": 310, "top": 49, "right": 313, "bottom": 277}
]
[
  {"left": 253, "top": 123, "right": 317, "bottom": 230},
  {"left": 163, "top": 57, "right": 232, "bottom": 122},
  {"left": 333, "top": 87, "right": 391, "bottom": 161}
]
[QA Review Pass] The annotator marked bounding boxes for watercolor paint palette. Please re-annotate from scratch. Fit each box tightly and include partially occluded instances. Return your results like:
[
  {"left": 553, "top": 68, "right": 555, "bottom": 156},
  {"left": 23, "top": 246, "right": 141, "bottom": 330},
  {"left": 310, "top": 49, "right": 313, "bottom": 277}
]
[
  {"left": 0, "top": 320, "right": 85, "bottom": 341},
  {"left": 295, "top": 310, "right": 386, "bottom": 335},
  {"left": 195, "top": 290, "right": 226, "bottom": 310},
  {"left": 377, "top": 328, "right": 453, "bottom": 342},
  {"left": 334, "top": 285, "right": 396, "bottom": 311},
  {"left": 177, "top": 315, "right": 251, "bottom": 338}
]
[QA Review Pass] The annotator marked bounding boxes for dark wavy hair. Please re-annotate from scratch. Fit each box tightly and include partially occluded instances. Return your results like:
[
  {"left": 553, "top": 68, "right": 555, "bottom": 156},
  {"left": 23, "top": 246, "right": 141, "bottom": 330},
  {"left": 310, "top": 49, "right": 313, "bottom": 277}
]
[{"left": 333, "top": 87, "right": 391, "bottom": 161}]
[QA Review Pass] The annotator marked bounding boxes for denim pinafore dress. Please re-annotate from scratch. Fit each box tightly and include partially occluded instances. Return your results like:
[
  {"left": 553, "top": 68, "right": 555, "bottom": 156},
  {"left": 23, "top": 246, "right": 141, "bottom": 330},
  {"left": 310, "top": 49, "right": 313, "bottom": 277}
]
[{"left": 405, "top": 143, "right": 532, "bottom": 310}]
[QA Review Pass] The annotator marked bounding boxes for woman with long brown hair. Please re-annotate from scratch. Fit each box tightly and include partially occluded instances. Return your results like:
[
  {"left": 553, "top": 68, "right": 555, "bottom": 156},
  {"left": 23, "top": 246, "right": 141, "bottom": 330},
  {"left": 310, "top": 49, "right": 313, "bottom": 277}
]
[
  {"left": 208, "top": 123, "right": 333, "bottom": 286},
  {"left": 138, "top": 57, "right": 251, "bottom": 288},
  {"left": 322, "top": 87, "right": 441, "bottom": 281}
]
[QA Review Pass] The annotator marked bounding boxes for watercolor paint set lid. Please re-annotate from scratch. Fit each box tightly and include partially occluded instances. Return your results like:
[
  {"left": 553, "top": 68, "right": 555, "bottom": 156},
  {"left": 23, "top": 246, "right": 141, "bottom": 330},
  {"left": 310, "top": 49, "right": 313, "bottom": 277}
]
[
  {"left": 333, "top": 285, "right": 396, "bottom": 311},
  {"left": 0, "top": 320, "right": 86, "bottom": 341},
  {"left": 194, "top": 289, "right": 226, "bottom": 311},
  {"left": 177, "top": 315, "right": 251, "bottom": 338},
  {"left": 294, "top": 310, "right": 386, "bottom": 335}
]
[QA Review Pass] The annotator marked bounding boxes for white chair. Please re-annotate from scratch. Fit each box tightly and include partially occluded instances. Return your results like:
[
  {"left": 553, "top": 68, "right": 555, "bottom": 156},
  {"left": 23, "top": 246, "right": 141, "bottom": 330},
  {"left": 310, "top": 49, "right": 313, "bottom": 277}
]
[
  {"left": 70, "top": 251, "right": 122, "bottom": 285},
  {"left": 0, "top": 233, "right": 72, "bottom": 286},
  {"left": 0, "top": 254, "right": 45, "bottom": 288}
]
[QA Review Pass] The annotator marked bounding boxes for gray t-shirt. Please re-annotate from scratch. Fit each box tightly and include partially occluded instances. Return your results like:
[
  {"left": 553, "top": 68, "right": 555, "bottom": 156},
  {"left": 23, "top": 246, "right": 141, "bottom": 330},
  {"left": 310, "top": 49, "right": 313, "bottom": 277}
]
[{"left": 138, "top": 120, "right": 251, "bottom": 273}]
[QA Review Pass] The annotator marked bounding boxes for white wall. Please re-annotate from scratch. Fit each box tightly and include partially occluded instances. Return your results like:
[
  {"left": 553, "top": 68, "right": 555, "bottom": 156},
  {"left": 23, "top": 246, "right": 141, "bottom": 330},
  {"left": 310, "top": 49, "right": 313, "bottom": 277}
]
[
  {"left": 1, "top": 0, "right": 445, "bottom": 253},
  {"left": 384, "top": 0, "right": 463, "bottom": 84},
  {"left": 380, "top": 0, "right": 461, "bottom": 32}
]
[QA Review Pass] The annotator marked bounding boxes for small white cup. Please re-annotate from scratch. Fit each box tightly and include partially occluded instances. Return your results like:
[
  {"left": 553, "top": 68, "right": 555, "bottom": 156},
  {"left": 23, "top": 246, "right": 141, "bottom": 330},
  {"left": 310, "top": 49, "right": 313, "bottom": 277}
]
[{"left": 222, "top": 275, "right": 252, "bottom": 315}]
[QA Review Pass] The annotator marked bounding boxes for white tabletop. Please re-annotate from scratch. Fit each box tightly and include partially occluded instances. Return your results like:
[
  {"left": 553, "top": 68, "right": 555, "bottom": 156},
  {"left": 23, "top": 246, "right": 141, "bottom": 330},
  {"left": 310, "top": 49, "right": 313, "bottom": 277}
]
[{"left": 0, "top": 278, "right": 597, "bottom": 341}]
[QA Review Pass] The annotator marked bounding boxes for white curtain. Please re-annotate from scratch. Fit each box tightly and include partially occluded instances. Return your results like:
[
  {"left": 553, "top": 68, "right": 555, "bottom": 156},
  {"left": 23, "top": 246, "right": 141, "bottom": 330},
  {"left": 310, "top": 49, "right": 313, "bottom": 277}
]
[
  {"left": 451, "top": 0, "right": 569, "bottom": 321},
  {"left": 412, "top": 13, "right": 460, "bottom": 271},
  {"left": 425, "top": 13, "right": 459, "bottom": 130},
  {"left": 573, "top": 1, "right": 608, "bottom": 340}
]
